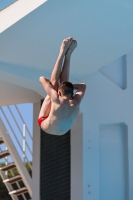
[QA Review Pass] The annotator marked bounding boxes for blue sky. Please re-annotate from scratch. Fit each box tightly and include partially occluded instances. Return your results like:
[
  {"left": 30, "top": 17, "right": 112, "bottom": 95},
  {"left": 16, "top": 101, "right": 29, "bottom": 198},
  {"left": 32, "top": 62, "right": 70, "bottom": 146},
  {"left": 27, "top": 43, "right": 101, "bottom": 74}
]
[{"left": 0, "top": 0, "right": 17, "bottom": 10}]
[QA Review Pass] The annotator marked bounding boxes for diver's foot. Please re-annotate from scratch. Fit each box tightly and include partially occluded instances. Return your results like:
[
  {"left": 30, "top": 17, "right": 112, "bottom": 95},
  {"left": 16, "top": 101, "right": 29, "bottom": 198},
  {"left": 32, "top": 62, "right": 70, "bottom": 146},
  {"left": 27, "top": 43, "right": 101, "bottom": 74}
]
[
  {"left": 66, "top": 39, "right": 77, "bottom": 57},
  {"left": 60, "top": 37, "right": 73, "bottom": 55}
]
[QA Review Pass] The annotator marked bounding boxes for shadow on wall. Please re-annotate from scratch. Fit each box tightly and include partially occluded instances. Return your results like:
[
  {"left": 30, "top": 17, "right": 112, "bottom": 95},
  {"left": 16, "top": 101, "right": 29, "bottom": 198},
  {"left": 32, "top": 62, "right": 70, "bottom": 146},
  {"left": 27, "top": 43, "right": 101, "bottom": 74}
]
[{"left": 99, "top": 55, "right": 127, "bottom": 90}]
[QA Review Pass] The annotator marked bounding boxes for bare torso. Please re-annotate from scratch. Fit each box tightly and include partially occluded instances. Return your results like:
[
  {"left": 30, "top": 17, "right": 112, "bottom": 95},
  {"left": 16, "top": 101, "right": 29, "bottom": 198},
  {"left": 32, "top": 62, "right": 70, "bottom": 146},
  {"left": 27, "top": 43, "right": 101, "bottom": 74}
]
[{"left": 41, "top": 96, "right": 80, "bottom": 135}]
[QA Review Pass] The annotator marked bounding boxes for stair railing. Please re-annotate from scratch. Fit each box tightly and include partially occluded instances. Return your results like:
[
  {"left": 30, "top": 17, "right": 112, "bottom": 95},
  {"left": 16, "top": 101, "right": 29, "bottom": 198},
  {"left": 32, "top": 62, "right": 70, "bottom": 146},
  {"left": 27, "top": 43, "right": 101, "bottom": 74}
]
[
  {"left": 0, "top": 145, "right": 27, "bottom": 200},
  {"left": 0, "top": 119, "right": 32, "bottom": 197},
  {"left": 0, "top": 104, "right": 33, "bottom": 176}
]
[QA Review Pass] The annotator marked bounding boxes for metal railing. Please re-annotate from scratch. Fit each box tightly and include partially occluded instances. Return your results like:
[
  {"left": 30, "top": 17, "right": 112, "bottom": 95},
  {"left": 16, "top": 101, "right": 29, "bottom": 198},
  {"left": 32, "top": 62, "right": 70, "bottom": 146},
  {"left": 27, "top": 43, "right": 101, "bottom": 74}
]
[
  {"left": 0, "top": 145, "right": 28, "bottom": 200},
  {"left": 0, "top": 104, "right": 33, "bottom": 176}
]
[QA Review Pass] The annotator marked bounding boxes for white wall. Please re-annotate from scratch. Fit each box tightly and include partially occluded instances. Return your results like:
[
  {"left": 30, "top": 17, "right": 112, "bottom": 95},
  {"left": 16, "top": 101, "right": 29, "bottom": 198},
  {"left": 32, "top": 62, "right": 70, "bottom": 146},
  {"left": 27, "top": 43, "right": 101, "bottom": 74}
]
[
  {"left": 0, "top": 79, "right": 42, "bottom": 106},
  {"left": 80, "top": 50, "right": 133, "bottom": 200}
]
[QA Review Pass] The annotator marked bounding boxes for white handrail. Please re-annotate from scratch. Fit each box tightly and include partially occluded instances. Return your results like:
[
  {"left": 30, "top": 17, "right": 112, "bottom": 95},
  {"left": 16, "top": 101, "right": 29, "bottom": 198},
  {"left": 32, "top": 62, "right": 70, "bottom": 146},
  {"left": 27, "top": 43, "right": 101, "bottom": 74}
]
[
  {"left": 0, "top": 143, "right": 29, "bottom": 200},
  {"left": 24, "top": 155, "right": 32, "bottom": 171},
  {"left": 8, "top": 106, "right": 24, "bottom": 137},
  {"left": 0, "top": 119, "right": 32, "bottom": 196},
  {"left": 0, "top": 156, "right": 16, "bottom": 200},
  {"left": 23, "top": 124, "right": 26, "bottom": 163},
  {"left": 0, "top": 107, "right": 32, "bottom": 171},
  {"left": 7, "top": 106, "right": 32, "bottom": 156},
  {"left": 0, "top": 104, "right": 33, "bottom": 175},
  {"left": 25, "top": 140, "right": 32, "bottom": 156},
  {"left": 15, "top": 105, "right": 33, "bottom": 140},
  {"left": 1, "top": 108, "right": 24, "bottom": 153},
  {"left": 5, "top": 146, "right": 8, "bottom": 176}
]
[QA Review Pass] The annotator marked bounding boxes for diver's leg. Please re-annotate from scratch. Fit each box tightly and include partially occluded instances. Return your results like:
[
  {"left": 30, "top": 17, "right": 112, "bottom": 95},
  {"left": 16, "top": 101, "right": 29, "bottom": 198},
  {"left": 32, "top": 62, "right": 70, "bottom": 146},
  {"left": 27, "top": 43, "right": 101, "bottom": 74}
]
[
  {"left": 38, "top": 37, "right": 73, "bottom": 119},
  {"left": 38, "top": 95, "right": 51, "bottom": 118},
  {"left": 50, "top": 37, "right": 73, "bottom": 90},
  {"left": 60, "top": 40, "right": 77, "bottom": 83}
]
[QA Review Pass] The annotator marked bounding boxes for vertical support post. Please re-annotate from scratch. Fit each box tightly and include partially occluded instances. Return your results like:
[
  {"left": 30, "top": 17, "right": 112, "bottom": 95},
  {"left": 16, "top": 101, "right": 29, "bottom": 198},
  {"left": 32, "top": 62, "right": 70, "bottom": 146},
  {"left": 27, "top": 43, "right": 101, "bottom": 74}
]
[
  {"left": 71, "top": 113, "right": 83, "bottom": 200},
  {"left": 23, "top": 124, "right": 26, "bottom": 164},
  {"left": 5, "top": 146, "right": 8, "bottom": 176},
  {"left": 32, "top": 102, "right": 41, "bottom": 200}
]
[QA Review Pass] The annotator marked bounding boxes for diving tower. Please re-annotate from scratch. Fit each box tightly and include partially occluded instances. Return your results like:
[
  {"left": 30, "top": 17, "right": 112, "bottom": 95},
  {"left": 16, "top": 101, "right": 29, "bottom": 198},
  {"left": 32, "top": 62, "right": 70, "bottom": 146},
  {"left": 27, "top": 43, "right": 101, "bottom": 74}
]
[{"left": 0, "top": 0, "right": 133, "bottom": 200}]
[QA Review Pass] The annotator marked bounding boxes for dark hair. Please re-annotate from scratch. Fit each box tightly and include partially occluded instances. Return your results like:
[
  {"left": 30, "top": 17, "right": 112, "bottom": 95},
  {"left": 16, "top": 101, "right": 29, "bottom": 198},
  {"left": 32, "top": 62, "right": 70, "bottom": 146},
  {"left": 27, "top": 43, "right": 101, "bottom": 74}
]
[{"left": 58, "top": 81, "right": 73, "bottom": 96}]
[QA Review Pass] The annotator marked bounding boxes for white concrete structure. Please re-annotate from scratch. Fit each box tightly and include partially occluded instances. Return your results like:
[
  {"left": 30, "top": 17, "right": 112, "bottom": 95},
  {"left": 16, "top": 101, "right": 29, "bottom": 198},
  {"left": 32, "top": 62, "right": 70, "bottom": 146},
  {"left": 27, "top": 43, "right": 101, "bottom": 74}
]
[
  {"left": 81, "top": 52, "right": 133, "bottom": 200},
  {"left": 0, "top": 0, "right": 133, "bottom": 199},
  {"left": 0, "top": 0, "right": 47, "bottom": 33}
]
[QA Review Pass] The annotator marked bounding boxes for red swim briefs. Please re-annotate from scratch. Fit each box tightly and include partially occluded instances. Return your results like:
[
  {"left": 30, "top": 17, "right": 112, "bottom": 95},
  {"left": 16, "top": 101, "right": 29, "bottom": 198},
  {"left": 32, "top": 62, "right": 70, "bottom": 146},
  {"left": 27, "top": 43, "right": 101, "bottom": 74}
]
[{"left": 38, "top": 116, "right": 48, "bottom": 127}]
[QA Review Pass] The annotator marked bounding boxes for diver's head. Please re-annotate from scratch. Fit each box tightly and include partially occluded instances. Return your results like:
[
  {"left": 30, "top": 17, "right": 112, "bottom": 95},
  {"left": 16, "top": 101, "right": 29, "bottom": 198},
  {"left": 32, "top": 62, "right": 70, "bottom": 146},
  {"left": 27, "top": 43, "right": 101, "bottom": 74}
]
[{"left": 58, "top": 81, "right": 74, "bottom": 98}]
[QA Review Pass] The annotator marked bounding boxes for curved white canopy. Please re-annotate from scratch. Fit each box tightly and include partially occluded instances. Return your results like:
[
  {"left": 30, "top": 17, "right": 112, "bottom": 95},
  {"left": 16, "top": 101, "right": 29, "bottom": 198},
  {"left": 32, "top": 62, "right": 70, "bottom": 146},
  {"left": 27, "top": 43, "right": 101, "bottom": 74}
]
[{"left": 0, "top": 0, "right": 133, "bottom": 105}]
